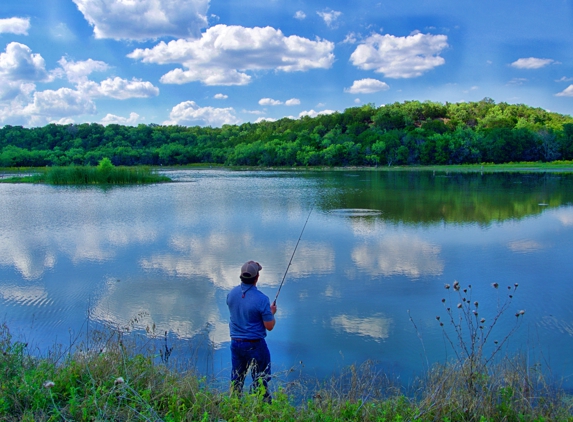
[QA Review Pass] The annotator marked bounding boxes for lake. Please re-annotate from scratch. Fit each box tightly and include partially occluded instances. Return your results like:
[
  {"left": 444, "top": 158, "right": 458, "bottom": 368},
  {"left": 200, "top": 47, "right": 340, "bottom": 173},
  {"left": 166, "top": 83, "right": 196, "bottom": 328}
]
[{"left": 1, "top": 169, "right": 572, "bottom": 389}]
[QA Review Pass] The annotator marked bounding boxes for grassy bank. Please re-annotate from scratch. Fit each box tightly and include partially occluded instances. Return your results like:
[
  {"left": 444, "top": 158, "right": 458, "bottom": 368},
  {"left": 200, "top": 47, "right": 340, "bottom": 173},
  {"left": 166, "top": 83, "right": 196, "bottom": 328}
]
[
  {"left": 178, "top": 160, "right": 573, "bottom": 174},
  {"left": 0, "top": 158, "right": 171, "bottom": 185},
  {"left": 1, "top": 323, "right": 571, "bottom": 421}
]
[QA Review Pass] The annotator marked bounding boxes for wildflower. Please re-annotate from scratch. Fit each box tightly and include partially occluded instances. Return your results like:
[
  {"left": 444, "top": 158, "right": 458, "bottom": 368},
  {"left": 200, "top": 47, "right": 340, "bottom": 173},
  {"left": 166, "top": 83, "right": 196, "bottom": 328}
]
[
  {"left": 114, "top": 377, "right": 125, "bottom": 385},
  {"left": 43, "top": 381, "right": 55, "bottom": 389},
  {"left": 509, "top": 295, "right": 513, "bottom": 299},
  {"left": 480, "top": 318, "right": 486, "bottom": 323},
  {"left": 441, "top": 298, "right": 446, "bottom": 303},
  {"left": 468, "top": 284, "right": 472, "bottom": 289},
  {"left": 514, "top": 283, "right": 519, "bottom": 288},
  {"left": 444, "top": 284, "right": 450, "bottom": 289},
  {"left": 436, "top": 316, "right": 440, "bottom": 320},
  {"left": 519, "top": 310, "right": 525, "bottom": 315},
  {"left": 453, "top": 281, "right": 460, "bottom": 291},
  {"left": 472, "top": 310, "right": 478, "bottom": 316},
  {"left": 440, "top": 322, "right": 444, "bottom": 326},
  {"left": 508, "top": 286, "right": 511, "bottom": 290},
  {"left": 457, "top": 303, "right": 462, "bottom": 309},
  {"left": 463, "top": 289, "right": 467, "bottom": 293},
  {"left": 494, "top": 340, "right": 499, "bottom": 344},
  {"left": 474, "top": 301, "right": 479, "bottom": 307},
  {"left": 492, "top": 283, "right": 499, "bottom": 289}
]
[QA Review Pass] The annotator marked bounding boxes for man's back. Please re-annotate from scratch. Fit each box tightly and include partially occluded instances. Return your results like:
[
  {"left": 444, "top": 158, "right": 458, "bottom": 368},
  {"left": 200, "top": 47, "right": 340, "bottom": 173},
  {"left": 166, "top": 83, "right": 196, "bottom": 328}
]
[{"left": 227, "top": 283, "right": 272, "bottom": 340}]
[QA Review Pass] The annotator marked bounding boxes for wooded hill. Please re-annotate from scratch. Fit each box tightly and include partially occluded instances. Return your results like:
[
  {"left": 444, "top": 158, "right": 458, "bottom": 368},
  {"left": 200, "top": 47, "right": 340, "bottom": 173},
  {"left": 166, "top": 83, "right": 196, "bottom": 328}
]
[{"left": 2, "top": 98, "right": 573, "bottom": 167}]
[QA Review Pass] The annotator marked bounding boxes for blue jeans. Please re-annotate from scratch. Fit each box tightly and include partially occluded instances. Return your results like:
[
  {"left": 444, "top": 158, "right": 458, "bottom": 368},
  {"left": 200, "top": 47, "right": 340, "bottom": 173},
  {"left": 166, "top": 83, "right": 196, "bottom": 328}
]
[{"left": 230, "top": 339, "right": 271, "bottom": 400}]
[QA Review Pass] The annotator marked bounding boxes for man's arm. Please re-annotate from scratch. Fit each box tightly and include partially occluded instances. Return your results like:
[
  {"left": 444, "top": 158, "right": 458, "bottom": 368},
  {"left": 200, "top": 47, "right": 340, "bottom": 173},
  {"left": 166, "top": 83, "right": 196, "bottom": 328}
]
[{"left": 263, "top": 302, "right": 277, "bottom": 331}]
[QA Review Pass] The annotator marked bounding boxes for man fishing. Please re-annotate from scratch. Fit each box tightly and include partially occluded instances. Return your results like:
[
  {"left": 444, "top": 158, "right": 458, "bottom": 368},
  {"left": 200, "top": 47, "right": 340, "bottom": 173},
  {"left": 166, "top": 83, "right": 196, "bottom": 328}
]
[{"left": 226, "top": 260, "right": 276, "bottom": 401}]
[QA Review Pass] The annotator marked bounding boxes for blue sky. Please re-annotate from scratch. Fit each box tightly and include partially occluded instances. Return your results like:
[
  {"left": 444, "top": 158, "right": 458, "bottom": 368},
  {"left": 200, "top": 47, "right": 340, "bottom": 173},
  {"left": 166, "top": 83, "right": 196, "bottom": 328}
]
[{"left": 1, "top": 0, "right": 573, "bottom": 128}]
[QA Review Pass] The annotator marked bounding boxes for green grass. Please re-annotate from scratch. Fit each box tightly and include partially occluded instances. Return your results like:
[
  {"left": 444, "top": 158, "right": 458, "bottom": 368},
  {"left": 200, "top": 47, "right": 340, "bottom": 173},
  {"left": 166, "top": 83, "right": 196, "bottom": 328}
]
[
  {"left": 1, "top": 323, "right": 571, "bottom": 422},
  {"left": 222, "top": 160, "right": 573, "bottom": 174},
  {"left": 0, "top": 165, "right": 171, "bottom": 185}
]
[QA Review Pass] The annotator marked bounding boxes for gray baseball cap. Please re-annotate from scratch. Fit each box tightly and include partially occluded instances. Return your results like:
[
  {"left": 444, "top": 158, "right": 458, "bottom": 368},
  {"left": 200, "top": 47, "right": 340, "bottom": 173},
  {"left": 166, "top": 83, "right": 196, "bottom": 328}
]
[{"left": 241, "top": 260, "right": 262, "bottom": 280}]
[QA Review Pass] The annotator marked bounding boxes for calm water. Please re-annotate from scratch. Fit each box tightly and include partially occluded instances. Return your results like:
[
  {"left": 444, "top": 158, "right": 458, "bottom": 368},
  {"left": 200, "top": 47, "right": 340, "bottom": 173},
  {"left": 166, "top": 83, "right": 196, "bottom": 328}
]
[{"left": 1, "top": 169, "right": 573, "bottom": 387}]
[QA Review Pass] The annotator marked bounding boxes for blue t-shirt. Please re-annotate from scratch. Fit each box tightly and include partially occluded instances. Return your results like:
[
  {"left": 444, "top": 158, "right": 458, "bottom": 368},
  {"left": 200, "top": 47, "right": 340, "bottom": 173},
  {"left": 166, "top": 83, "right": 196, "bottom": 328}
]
[{"left": 227, "top": 283, "right": 274, "bottom": 339}]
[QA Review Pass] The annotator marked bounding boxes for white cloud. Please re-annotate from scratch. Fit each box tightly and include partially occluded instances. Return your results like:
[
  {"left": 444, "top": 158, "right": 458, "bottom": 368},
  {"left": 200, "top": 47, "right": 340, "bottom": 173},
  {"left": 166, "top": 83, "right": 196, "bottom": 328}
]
[
  {"left": 128, "top": 24, "right": 335, "bottom": 86},
  {"left": 285, "top": 98, "right": 301, "bottom": 106},
  {"left": 93, "top": 77, "right": 159, "bottom": 99},
  {"left": 255, "top": 117, "right": 277, "bottom": 123},
  {"left": 350, "top": 32, "right": 448, "bottom": 78},
  {"left": 0, "top": 43, "right": 51, "bottom": 103},
  {"left": 243, "top": 109, "right": 265, "bottom": 115},
  {"left": 299, "top": 109, "right": 336, "bottom": 118},
  {"left": 345, "top": 78, "right": 389, "bottom": 94},
  {"left": 259, "top": 98, "right": 282, "bottom": 106},
  {"left": 101, "top": 112, "right": 141, "bottom": 126},
  {"left": 511, "top": 57, "right": 555, "bottom": 69},
  {"left": 342, "top": 32, "right": 359, "bottom": 44},
  {"left": 354, "top": 98, "right": 361, "bottom": 104},
  {"left": 58, "top": 57, "right": 109, "bottom": 83},
  {"left": 71, "top": 0, "right": 209, "bottom": 40},
  {"left": 0, "top": 42, "right": 50, "bottom": 82},
  {"left": 556, "top": 85, "right": 573, "bottom": 97},
  {"left": 58, "top": 58, "right": 159, "bottom": 99},
  {"left": 0, "top": 17, "right": 30, "bottom": 35},
  {"left": 294, "top": 11, "right": 306, "bottom": 20},
  {"left": 556, "top": 76, "right": 573, "bottom": 82},
  {"left": 164, "top": 100, "right": 240, "bottom": 126},
  {"left": 214, "top": 93, "right": 228, "bottom": 99},
  {"left": 0, "top": 81, "right": 35, "bottom": 102},
  {"left": 52, "top": 117, "right": 75, "bottom": 125},
  {"left": 22, "top": 88, "right": 96, "bottom": 118},
  {"left": 317, "top": 9, "right": 342, "bottom": 28}
]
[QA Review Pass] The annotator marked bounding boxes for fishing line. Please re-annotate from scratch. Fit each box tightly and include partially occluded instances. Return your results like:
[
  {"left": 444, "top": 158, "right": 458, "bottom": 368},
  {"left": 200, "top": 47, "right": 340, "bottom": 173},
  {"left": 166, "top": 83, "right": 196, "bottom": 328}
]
[{"left": 273, "top": 206, "right": 313, "bottom": 305}]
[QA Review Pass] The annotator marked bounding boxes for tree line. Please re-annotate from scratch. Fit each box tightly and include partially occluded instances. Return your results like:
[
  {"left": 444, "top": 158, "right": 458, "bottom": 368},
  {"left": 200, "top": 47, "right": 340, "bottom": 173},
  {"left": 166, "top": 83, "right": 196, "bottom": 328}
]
[{"left": 2, "top": 98, "right": 573, "bottom": 168}]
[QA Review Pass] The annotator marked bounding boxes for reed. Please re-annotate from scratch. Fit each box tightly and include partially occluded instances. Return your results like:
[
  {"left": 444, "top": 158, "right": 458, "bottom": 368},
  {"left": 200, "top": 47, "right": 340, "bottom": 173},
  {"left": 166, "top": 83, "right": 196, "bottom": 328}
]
[
  {"left": 0, "top": 158, "right": 170, "bottom": 185},
  {"left": 44, "top": 165, "right": 170, "bottom": 185}
]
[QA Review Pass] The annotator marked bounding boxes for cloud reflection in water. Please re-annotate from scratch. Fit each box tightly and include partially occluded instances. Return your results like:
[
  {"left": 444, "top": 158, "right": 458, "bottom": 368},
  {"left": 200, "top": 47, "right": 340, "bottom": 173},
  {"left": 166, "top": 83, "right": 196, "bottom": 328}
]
[
  {"left": 91, "top": 276, "right": 230, "bottom": 348},
  {"left": 351, "top": 234, "right": 444, "bottom": 278},
  {"left": 331, "top": 314, "right": 392, "bottom": 341}
]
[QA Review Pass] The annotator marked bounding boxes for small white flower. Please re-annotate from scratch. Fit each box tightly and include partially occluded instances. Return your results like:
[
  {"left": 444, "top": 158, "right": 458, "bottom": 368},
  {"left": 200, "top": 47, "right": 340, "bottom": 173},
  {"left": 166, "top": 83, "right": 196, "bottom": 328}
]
[
  {"left": 114, "top": 377, "right": 125, "bottom": 385},
  {"left": 43, "top": 381, "right": 55, "bottom": 389}
]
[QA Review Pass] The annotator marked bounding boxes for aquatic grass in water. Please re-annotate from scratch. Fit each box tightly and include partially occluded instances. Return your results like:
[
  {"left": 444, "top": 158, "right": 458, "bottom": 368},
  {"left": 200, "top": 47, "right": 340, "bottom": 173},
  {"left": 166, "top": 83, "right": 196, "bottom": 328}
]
[
  {"left": 45, "top": 162, "right": 170, "bottom": 185},
  {"left": 0, "top": 158, "right": 171, "bottom": 185}
]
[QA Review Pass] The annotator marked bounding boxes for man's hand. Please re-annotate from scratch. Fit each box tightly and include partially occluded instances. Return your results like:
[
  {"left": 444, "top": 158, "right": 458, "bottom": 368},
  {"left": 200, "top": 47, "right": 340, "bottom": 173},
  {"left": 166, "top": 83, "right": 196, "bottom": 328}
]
[{"left": 270, "top": 303, "right": 277, "bottom": 315}]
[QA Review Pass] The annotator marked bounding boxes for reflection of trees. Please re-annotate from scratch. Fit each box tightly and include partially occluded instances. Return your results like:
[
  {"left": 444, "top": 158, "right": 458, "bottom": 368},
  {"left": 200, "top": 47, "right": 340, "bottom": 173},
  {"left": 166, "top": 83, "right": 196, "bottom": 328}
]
[{"left": 315, "top": 172, "right": 573, "bottom": 225}]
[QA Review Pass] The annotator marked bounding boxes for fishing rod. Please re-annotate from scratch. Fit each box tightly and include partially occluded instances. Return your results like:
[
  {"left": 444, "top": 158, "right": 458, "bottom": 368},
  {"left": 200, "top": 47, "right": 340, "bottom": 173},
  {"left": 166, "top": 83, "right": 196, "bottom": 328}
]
[{"left": 273, "top": 206, "right": 313, "bottom": 306}]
